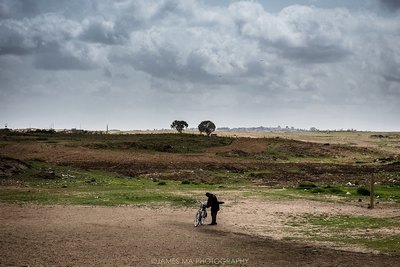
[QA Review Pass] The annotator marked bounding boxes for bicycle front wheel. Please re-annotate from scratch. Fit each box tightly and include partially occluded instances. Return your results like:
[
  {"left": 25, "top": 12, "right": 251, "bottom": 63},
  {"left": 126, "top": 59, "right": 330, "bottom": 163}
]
[{"left": 194, "top": 211, "right": 201, "bottom": 227}]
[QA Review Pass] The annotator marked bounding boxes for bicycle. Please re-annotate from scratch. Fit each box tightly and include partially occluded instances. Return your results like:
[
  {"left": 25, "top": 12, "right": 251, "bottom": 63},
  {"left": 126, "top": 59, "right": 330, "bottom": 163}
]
[{"left": 194, "top": 201, "right": 207, "bottom": 227}]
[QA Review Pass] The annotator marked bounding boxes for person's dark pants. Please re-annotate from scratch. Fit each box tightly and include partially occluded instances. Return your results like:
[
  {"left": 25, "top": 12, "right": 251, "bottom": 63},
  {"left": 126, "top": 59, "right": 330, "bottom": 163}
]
[{"left": 211, "top": 210, "right": 218, "bottom": 224}]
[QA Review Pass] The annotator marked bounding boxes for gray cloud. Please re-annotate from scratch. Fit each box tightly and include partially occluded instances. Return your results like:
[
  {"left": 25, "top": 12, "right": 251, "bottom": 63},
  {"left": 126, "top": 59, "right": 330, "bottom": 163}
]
[
  {"left": 0, "top": 0, "right": 37, "bottom": 19},
  {"left": 0, "top": 21, "right": 37, "bottom": 55},
  {"left": 33, "top": 42, "right": 93, "bottom": 71},
  {"left": 234, "top": 4, "right": 354, "bottom": 64},
  {"left": 0, "top": 13, "right": 81, "bottom": 53},
  {"left": 80, "top": 18, "right": 128, "bottom": 45}
]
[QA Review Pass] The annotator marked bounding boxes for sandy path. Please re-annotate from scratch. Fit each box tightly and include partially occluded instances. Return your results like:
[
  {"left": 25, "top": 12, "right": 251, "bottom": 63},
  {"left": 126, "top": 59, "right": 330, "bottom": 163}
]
[{"left": 0, "top": 203, "right": 399, "bottom": 267}]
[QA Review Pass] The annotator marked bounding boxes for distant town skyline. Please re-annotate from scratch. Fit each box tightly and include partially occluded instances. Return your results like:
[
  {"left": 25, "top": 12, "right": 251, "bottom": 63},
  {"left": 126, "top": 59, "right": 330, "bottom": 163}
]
[{"left": 1, "top": 0, "right": 399, "bottom": 131}]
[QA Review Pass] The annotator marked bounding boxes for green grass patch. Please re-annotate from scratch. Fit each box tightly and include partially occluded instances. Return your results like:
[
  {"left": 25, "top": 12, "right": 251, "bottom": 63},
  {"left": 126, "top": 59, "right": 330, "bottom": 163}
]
[
  {"left": 292, "top": 182, "right": 400, "bottom": 202},
  {"left": 0, "top": 161, "right": 248, "bottom": 206},
  {"left": 257, "top": 146, "right": 290, "bottom": 160},
  {"left": 295, "top": 183, "right": 345, "bottom": 196},
  {"left": 287, "top": 214, "right": 400, "bottom": 254},
  {"left": 297, "top": 181, "right": 317, "bottom": 189},
  {"left": 309, "top": 235, "right": 400, "bottom": 254},
  {"left": 0, "top": 188, "right": 195, "bottom": 206},
  {"left": 373, "top": 185, "right": 400, "bottom": 201},
  {"left": 305, "top": 214, "right": 400, "bottom": 229},
  {"left": 245, "top": 170, "right": 274, "bottom": 177},
  {"left": 241, "top": 188, "right": 307, "bottom": 201}
]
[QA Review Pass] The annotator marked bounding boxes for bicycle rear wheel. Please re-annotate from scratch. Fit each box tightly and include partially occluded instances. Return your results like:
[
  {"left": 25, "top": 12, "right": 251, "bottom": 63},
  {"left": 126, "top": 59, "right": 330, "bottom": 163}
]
[{"left": 200, "top": 210, "right": 206, "bottom": 225}]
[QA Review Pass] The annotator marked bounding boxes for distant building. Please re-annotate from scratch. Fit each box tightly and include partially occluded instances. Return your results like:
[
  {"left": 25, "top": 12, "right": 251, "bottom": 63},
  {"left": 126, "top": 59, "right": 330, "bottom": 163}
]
[
  {"left": 14, "top": 128, "right": 37, "bottom": 133},
  {"left": 61, "top": 128, "right": 86, "bottom": 134}
]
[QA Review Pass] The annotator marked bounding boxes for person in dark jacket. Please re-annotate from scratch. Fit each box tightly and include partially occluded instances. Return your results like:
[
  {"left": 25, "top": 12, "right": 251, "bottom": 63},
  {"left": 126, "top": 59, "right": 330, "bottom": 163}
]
[{"left": 205, "top": 192, "right": 220, "bottom": 225}]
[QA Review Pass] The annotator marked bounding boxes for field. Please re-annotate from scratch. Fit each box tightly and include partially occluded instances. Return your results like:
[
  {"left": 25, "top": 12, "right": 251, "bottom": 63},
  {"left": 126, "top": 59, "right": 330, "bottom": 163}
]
[{"left": 1, "top": 129, "right": 400, "bottom": 266}]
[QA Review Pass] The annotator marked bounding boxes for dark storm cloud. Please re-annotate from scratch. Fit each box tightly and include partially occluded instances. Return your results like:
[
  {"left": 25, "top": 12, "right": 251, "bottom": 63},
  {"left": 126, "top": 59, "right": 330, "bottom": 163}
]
[
  {"left": 280, "top": 45, "right": 352, "bottom": 64},
  {"left": 0, "top": 12, "right": 80, "bottom": 53},
  {"left": 381, "top": 58, "right": 400, "bottom": 84},
  {"left": 384, "top": 74, "right": 400, "bottom": 83},
  {"left": 379, "top": 0, "right": 400, "bottom": 11},
  {"left": 0, "top": 10, "right": 96, "bottom": 70},
  {"left": 0, "top": 0, "right": 100, "bottom": 19}
]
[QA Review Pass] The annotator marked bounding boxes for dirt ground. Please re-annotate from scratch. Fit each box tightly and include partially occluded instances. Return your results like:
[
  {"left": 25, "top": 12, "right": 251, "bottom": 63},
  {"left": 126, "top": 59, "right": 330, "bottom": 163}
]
[{"left": 1, "top": 200, "right": 399, "bottom": 267}]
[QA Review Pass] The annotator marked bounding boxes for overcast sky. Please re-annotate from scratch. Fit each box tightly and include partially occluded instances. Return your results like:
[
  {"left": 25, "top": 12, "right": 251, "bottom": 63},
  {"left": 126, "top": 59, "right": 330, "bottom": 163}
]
[{"left": 0, "top": 0, "right": 399, "bottom": 131}]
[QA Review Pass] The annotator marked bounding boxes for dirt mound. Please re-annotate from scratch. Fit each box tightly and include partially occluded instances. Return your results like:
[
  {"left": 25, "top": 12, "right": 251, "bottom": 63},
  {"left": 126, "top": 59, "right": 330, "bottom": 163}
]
[
  {"left": 0, "top": 156, "right": 30, "bottom": 177},
  {"left": 216, "top": 137, "right": 381, "bottom": 161},
  {"left": 0, "top": 135, "right": 397, "bottom": 186}
]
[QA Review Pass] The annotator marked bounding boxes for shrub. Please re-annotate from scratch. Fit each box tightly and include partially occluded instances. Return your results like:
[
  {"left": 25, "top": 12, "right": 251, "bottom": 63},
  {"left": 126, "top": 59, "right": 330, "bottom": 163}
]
[
  {"left": 181, "top": 180, "right": 191, "bottom": 185},
  {"left": 157, "top": 181, "right": 167, "bottom": 186},
  {"left": 298, "top": 181, "right": 317, "bottom": 189},
  {"left": 357, "top": 187, "right": 370, "bottom": 196},
  {"left": 327, "top": 187, "right": 344, "bottom": 194},
  {"left": 310, "top": 187, "right": 325, "bottom": 193},
  {"left": 309, "top": 185, "right": 344, "bottom": 195}
]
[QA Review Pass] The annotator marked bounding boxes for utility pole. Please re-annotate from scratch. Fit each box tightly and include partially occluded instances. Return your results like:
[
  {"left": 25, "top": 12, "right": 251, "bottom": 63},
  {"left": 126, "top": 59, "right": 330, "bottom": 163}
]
[{"left": 106, "top": 124, "right": 109, "bottom": 134}]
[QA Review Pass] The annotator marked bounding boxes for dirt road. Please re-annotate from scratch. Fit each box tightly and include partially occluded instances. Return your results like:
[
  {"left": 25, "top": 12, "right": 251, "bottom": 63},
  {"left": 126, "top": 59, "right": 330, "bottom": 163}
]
[{"left": 0, "top": 203, "right": 398, "bottom": 267}]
